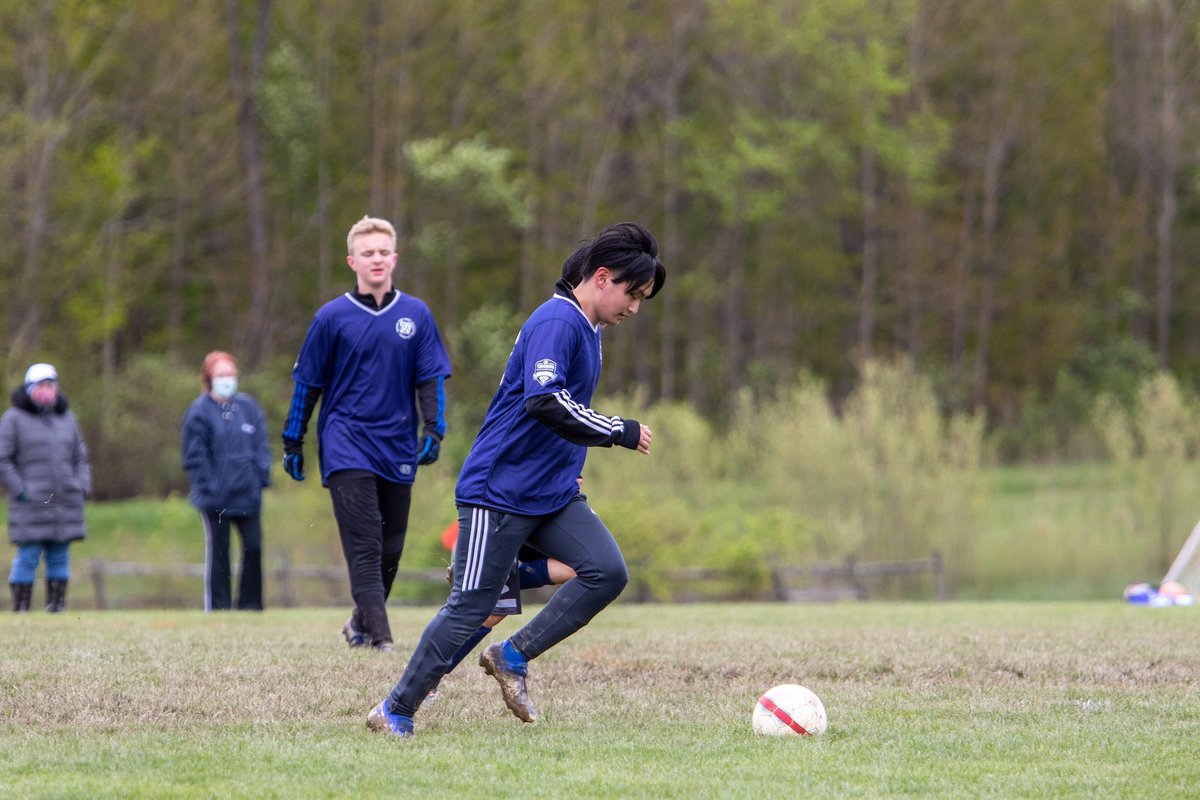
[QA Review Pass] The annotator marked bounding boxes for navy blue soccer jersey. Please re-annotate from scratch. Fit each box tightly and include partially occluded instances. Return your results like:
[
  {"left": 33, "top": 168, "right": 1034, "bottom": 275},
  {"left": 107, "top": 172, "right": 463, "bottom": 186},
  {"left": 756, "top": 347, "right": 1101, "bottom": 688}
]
[
  {"left": 456, "top": 290, "right": 629, "bottom": 515},
  {"left": 292, "top": 292, "right": 451, "bottom": 484}
]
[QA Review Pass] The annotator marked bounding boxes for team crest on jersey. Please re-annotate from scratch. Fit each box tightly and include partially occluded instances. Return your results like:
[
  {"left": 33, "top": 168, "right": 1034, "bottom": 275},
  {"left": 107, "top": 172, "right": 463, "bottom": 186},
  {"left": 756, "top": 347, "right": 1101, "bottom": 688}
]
[
  {"left": 532, "top": 358, "right": 558, "bottom": 386},
  {"left": 396, "top": 318, "right": 416, "bottom": 339}
]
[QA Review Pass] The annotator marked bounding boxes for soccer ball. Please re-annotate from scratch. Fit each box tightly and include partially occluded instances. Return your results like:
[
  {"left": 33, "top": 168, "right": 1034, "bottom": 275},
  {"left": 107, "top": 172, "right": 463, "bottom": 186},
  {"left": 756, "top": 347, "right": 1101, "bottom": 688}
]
[{"left": 752, "top": 684, "right": 828, "bottom": 736}]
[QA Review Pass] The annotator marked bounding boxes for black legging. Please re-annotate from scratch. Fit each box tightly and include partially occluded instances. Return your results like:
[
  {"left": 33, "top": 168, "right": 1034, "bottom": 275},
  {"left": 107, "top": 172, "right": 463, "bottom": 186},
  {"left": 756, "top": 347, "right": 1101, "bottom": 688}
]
[
  {"left": 387, "top": 495, "right": 627, "bottom": 717},
  {"left": 327, "top": 470, "right": 412, "bottom": 645}
]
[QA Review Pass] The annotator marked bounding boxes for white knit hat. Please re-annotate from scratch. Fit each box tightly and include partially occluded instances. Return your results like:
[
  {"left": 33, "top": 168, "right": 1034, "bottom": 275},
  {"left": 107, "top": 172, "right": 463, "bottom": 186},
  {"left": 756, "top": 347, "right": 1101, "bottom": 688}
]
[{"left": 24, "top": 363, "right": 58, "bottom": 386}]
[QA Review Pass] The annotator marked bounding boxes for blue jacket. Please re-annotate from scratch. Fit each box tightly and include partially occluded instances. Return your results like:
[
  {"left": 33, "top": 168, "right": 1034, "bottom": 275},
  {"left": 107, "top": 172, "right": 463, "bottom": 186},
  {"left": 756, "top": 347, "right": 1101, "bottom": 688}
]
[{"left": 181, "top": 393, "right": 271, "bottom": 516}]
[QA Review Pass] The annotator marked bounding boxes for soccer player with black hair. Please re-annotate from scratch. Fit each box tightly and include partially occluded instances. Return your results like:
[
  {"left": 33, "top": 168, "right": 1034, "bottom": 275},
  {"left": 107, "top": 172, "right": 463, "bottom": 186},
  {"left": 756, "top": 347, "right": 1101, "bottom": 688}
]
[
  {"left": 368, "top": 221, "right": 666, "bottom": 737},
  {"left": 426, "top": 241, "right": 590, "bottom": 689}
]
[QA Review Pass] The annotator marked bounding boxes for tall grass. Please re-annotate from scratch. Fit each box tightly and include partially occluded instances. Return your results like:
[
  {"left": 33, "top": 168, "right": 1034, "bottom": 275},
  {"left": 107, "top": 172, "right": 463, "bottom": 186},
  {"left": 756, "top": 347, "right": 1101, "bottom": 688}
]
[
  {"left": 730, "top": 363, "right": 985, "bottom": 575},
  {"left": 1093, "top": 372, "right": 1200, "bottom": 569},
  {"left": 580, "top": 361, "right": 987, "bottom": 598}
]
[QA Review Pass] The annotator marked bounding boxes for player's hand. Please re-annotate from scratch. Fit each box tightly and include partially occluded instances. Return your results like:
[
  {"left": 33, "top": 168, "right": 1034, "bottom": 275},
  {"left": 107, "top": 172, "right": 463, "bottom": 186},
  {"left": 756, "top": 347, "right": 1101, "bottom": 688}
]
[
  {"left": 283, "top": 452, "right": 305, "bottom": 481},
  {"left": 417, "top": 435, "right": 441, "bottom": 466},
  {"left": 637, "top": 424, "right": 652, "bottom": 455}
]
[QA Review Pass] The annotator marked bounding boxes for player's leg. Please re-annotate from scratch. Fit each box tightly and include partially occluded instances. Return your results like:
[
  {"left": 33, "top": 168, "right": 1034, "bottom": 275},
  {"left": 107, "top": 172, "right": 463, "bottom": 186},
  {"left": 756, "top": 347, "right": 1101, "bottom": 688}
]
[
  {"left": 516, "top": 550, "right": 576, "bottom": 590},
  {"left": 474, "top": 549, "right": 579, "bottom": 722},
  {"left": 444, "top": 560, "right": 522, "bottom": 675},
  {"left": 439, "top": 552, "right": 579, "bottom": 686},
  {"left": 201, "top": 510, "right": 233, "bottom": 611},
  {"left": 234, "top": 514, "right": 263, "bottom": 611},
  {"left": 374, "top": 506, "right": 534, "bottom": 725},
  {"left": 328, "top": 470, "right": 392, "bottom": 649},
  {"left": 376, "top": 478, "right": 411, "bottom": 602},
  {"left": 507, "top": 495, "right": 627, "bottom": 661},
  {"left": 546, "top": 559, "right": 577, "bottom": 584}
]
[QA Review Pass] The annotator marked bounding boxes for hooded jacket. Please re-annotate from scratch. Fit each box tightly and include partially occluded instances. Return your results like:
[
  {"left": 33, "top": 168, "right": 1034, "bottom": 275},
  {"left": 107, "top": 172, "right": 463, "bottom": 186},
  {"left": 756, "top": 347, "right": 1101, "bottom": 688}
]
[{"left": 0, "top": 386, "right": 92, "bottom": 544}]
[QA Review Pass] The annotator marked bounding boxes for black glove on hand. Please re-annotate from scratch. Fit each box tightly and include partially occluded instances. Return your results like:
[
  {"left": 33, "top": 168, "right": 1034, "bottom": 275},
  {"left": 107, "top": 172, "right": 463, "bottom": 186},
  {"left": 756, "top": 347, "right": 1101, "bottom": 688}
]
[
  {"left": 283, "top": 452, "right": 305, "bottom": 481},
  {"left": 417, "top": 435, "right": 441, "bottom": 466}
]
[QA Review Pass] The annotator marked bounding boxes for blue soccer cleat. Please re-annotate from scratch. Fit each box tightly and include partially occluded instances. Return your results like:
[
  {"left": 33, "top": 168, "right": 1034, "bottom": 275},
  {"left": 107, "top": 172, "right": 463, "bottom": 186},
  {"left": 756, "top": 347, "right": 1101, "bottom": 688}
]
[
  {"left": 366, "top": 701, "right": 414, "bottom": 738},
  {"left": 479, "top": 641, "right": 538, "bottom": 723}
]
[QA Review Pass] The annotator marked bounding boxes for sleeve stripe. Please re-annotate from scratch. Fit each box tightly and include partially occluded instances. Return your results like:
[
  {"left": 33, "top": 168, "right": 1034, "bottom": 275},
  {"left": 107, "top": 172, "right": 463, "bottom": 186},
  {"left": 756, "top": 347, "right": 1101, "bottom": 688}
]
[
  {"left": 553, "top": 389, "right": 623, "bottom": 437},
  {"left": 283, "top": 382, "right": 310, "bottom": 441},
  {"left": 435, "top": 376, "right": 447, "bottom": 438}
]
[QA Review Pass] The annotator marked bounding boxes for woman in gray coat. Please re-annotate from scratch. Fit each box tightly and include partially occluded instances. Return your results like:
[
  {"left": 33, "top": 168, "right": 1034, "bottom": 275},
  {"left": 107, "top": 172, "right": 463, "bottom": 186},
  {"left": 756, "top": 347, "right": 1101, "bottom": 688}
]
[{"left": 0, "top": 363, "right": 92, "bottom": 613}]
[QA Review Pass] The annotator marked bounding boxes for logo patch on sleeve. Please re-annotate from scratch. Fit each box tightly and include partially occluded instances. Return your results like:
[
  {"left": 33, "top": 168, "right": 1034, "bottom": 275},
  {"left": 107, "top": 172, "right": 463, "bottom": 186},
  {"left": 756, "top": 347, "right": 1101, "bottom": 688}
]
[{"left": 532, "top": 358, "right": 558, "bottom": 386}]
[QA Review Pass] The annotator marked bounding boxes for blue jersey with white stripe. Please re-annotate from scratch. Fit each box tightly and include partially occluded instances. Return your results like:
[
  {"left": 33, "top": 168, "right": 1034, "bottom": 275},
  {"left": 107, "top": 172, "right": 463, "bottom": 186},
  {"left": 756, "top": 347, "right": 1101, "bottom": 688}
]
[
  {"left": 291, "top": 292, "right": 451, "bottom": 484},
  {"left": 456, "top": 292, "right": 608, "bottom": 515}
]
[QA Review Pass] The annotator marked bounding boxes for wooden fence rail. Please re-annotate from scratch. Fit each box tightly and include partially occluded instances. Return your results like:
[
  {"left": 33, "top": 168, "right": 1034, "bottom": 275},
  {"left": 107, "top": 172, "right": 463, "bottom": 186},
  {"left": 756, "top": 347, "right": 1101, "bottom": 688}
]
[
  {"left": 654, "top": 552, "right": 946, "bottom": 602},
  {"left": 88, "top": 559, "right": 446, "bottom": 610},
  {"left": 770, "top": 552, "right": 946, "bottom": 601},
  {"left": 87, "top": 552, "right": 946, "bottom": 609}
]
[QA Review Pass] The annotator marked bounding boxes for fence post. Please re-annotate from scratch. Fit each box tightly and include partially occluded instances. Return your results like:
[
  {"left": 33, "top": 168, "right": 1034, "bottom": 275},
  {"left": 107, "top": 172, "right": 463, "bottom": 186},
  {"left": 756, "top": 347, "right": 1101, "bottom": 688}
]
[
  {"left": 931, "top": 550, "right": 947, "bottom": 600},
  {"left": 277, "top": 556, "right": 294, "bottom": 608},
  {"left": 770, "top": 567, "right": 789, "bottom": 601},
  {"left": 91, "top": 559, "right": 107, "bottom": 610},
  {"left": 846, "top": 555, "right": 867, "bottom": 600}
]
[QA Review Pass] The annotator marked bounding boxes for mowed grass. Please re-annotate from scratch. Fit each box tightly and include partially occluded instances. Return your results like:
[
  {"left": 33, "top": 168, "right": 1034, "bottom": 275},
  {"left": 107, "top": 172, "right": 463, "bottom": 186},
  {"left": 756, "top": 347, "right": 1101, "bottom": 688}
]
[{"left": 1, "top": 602, "right": 1197, "bottom": 799}]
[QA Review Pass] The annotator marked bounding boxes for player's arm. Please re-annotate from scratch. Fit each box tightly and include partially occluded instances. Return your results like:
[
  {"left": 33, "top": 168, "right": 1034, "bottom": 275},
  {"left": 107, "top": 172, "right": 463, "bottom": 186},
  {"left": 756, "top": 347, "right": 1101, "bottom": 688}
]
[
  {"left": 524, "top": 391, "right": 642, "bottom": 450},
  {"left": 415, "top": 375, "right": 448, "bottom": 465},
  {"left": 281, "top": 382, "right": 321, "bottom": 480},
  {"left": 519, "top": 318, "right": 644, "bottom": 451}
]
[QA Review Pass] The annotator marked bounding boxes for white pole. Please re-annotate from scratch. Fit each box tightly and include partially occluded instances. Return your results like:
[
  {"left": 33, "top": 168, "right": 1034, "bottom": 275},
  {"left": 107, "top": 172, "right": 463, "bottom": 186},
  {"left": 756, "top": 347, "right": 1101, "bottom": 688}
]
[{"left": 1163, "top": 518, "right": 1200, "bottom": 584}]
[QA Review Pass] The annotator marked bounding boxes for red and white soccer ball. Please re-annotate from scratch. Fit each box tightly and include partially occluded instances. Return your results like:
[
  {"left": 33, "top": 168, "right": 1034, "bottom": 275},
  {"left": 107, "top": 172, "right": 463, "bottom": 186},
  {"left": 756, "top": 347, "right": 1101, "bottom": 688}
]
[{"left": 752, "top": 684, "right": 828, "bottom": 737}]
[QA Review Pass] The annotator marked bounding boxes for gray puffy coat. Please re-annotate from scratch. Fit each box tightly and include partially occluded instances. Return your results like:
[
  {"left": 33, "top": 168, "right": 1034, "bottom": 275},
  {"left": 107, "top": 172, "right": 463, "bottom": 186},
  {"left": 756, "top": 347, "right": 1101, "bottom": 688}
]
[{"left": 0, "top": 387, "right": 92, "bottom": 544}]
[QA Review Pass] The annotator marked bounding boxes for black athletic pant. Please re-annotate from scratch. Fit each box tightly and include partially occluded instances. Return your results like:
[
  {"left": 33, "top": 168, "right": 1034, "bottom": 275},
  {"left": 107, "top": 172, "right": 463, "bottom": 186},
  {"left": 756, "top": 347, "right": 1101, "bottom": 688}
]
[
  {"left": 327, "top": 470, "right": 412, "bottom": 646},
  {"left": 200, "top": 511, "right": 263, "bottom": 611},
  {"left": 387, "top": 495, "right": 628, "bottom": 717}
]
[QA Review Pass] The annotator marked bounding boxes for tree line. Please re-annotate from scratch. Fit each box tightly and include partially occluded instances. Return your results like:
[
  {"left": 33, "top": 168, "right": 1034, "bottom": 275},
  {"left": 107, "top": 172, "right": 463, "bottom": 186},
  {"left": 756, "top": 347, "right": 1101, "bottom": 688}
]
[{"left": 2, "top": 0, "right": 1199, "bottom": 496}]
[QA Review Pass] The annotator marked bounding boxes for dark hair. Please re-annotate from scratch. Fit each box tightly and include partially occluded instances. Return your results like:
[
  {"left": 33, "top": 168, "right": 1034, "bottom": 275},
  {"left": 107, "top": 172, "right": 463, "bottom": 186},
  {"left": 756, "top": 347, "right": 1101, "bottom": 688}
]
[
  {"left": 580, "top": 222, "right": 666, "bottom": 299},
  {"left": 561, "top": 242, "right": 590, "bottom": 287}
]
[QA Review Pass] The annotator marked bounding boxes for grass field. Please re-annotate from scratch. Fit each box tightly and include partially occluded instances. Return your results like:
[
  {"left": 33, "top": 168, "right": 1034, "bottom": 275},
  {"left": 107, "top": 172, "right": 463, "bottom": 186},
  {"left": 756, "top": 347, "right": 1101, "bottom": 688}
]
[{"left": 2, "top": 602, "right": 1196, "bottom": 799}]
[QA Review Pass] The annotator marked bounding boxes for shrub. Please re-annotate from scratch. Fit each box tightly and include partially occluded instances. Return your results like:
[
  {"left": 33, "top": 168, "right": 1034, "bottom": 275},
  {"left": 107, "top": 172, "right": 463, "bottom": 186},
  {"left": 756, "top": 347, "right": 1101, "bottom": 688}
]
[
  {"left": 1092, "top": 371, "right": 1200, "bottom": 571},
  {"left": 76, "top": 354, "right": 199, "bottom": 500},
  {"left": 731, "top": 361, "right": 985, "bottom": 586}
]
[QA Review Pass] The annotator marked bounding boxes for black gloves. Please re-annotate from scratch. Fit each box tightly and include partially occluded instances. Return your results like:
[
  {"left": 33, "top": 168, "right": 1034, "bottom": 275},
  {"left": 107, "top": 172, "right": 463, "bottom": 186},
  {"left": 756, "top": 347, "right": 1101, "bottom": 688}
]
[
  {"left": 417, "top": 435, "right": 441, "bottom": 466},
  {"left": 282, "top": 439, "right": 305, "bottom": 481}
]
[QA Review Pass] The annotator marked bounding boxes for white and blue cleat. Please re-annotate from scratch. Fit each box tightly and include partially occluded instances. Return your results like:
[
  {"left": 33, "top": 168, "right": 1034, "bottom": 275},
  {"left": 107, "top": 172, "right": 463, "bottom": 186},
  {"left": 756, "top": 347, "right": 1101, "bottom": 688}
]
[{"left": 366, "top": 701, "right": 414, "bottom": 738}]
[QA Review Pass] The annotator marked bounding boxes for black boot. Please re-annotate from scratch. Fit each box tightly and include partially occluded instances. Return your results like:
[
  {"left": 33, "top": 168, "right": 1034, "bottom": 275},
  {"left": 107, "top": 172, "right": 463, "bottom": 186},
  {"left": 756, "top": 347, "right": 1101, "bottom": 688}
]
[
  {"left": 46, "top": 579, "right": 67, "bottom": 613},
  {"left": 10, "top": 583, "right": 32, "bottom": 612}
]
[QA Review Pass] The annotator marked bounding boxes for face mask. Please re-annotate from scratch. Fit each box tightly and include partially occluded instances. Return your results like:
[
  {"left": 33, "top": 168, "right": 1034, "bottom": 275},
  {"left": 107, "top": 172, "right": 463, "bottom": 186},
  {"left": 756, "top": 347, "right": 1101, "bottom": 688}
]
[
  {"left": 27, "top": 382, "right": 58, "bottom": 408},
  {"left": 211, "top": 376, "right": 238, "bottom": 400}
]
